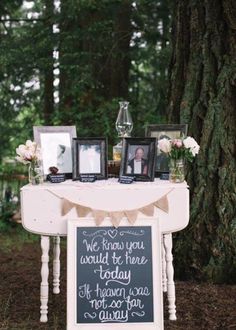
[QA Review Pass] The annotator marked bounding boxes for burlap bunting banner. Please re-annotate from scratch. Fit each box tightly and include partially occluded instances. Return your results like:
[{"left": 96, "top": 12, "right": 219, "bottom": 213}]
[
  {"left": 61, "top": 198, "right": 75, "bottom": 216},
  {"left": 124, "top": 210, "right": 138, "bottom": 224},
  {"left": 76, "top": 205, "right": 90, "bottom": 217},
  {"left": 154, "top": 195, "right": 169, "bottom": 213},
  {"left": 139, "top": 204, "right": 155, "bottom": 217},
  {"left": 61, "top": 192, "right": 171, "bottom": 228},
  {"left": 92, "top": 210, "right": 108, "bottom": 226}
]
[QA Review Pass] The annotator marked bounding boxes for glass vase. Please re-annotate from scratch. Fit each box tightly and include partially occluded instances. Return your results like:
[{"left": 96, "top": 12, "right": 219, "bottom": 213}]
[
  {"left": 28, "top": 161, "right": 44, "bottom": 185},
  {"left": 115, "top": 101, "right": 133, "bottom": 138},
  {"left": 169, "top": 158, "right": 185, "bottom": 183}
]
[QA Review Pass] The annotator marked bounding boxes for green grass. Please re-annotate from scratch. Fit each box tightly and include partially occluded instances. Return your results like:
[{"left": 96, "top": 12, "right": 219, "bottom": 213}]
[
  {"left": 0, "top": 224, "right": 67, "bottom": 254},
  {"left": 0, "top": 225, "right": 40, "bottom": 253}
]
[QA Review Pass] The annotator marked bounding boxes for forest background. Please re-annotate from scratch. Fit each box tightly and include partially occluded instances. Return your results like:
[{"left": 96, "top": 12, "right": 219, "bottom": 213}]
[{"left": 0, "top": 0, "right": 236, "bottom": 285}]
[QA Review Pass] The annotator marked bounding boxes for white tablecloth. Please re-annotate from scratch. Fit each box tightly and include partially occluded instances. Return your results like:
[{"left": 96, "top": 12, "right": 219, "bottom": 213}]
[{"left": 21, "top": 179, "right": 189, "bottom": 235}]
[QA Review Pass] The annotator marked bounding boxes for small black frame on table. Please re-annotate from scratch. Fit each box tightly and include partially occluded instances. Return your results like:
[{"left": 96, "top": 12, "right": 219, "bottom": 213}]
[
  {"left": 120, "top": 137, "right": 156, "bottom": 182},
  {"left": 72, "top": 138, "right": 108, "bottom": 180},
  {"left": 145, "top": 124, "right": 188, "bottom": 177}
]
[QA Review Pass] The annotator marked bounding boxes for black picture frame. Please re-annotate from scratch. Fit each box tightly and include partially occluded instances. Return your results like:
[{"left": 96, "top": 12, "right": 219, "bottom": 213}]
[
  {"left": 120, "top": 138, "right": 156, "bottom": 182},
  {"left": 72, "top": 138, "right": 108, "bottom": 180},
  {"left": 33, "top": 126, "right": 77, "bottom": 179},
  {"left": 145, "top": 124, "right": 188, "bottom": 176}
]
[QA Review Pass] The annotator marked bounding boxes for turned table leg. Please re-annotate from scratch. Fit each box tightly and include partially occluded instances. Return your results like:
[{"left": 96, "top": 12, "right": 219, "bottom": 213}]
[
  {"left": 163, "top": 233, "right": 177, "bottom": 321},
  {"left": 161, "top": 235, "right": 167, "bottom": 292},
  {"left": 40, "top": 236, "right": 50, "bottom": 323},
  {"left": 53, "top": 236, "right": 60, "bottom": 294}
]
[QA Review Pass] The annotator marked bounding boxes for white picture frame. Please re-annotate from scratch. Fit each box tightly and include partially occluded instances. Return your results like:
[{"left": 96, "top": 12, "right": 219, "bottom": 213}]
[
  {"left": 67, "top": 217, "right": 163, "bottom": 330},
  {"left": 33, "top": 126, "right": 77, "bottom": 178}
]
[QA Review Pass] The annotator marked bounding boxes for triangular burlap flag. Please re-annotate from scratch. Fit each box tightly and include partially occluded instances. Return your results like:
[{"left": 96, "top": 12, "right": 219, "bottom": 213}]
[
  {"left": 109, "top": 211, "right": 124, "bottom": 228},
  {"left": 139, "top": 203, "right": 155, "bottom": 217},
  {"left": 61, "top": 198, "right": 75, "bottom": 216},
  {"left": 76, "top": 205, "right": 91, "bottom": 217},
  {"left": 125, "top": 210, "right": 138, "bottom": 225},
  {"left": 92, "top": 210, "right": 107, "bottom": 226},
  {"left": 154, "top": 195, "right": 169, "bottom": 213}
]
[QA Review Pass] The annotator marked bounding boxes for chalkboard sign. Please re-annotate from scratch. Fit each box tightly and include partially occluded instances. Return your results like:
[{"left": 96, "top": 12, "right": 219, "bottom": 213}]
[{"left": 67, "top": 218, "right": 163, "bottom": 330}]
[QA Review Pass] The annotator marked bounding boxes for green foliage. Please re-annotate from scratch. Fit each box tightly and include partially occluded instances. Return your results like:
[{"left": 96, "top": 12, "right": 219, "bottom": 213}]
[
  {"left": 0, "top": 225, "right": 39, "bottom": 251},
  {"left": 0, "top": 161, "right": 27, "bottom": 232},
  {"left": 0, "top": 0, "right": 23, "bottom": 15},
  {"left": 0, "top": 201, "right": 17, "bottom": 232},
  {"left": 0, "top": 1, "right": 44, "bottom": 161},
  {"left": 170, "top": 148, "right": 191, "bottom": 161},
  {"left": 0, "top": 0, "right": 171, "bottom": 164},
  {"left": 130, "top": 0, "right": 171, "bottom": 131},
  {"left": 0, "top": 0, "right": 235, "bottom": 285}
]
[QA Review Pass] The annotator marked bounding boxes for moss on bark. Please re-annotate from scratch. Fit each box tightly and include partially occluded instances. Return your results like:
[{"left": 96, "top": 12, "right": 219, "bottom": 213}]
[{"left": 168, "top": 0, "right": 236, "bottom": 283}]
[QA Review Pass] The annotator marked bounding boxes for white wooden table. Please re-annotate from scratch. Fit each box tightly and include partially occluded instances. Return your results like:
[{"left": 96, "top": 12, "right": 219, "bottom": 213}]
[{"left": 20, "top": 179, "right": 189, "bottom": 323}]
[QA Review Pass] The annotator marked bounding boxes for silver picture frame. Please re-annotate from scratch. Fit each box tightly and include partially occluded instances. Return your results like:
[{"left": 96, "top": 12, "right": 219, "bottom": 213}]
[
  {"left": 146, "top": 124, "right": 188, "bottom": 176},
  {"left": 33, "top": 126, "right": 77, "bottom": 178}
]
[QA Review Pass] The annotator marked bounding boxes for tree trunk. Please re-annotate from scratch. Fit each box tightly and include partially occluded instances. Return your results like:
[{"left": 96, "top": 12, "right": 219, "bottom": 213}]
[
  {"left": 168, "top": 0, "right": 236, "bottom": 283},
  {"left": 86, "top": 0, "right": 132, "bottom": 101},
  {"left": 58, "top": 0, "right": 79, "bottom": 125},
  {"left": 58, "top": 0, "right": 132, "bottom": 129},
  {"left": 109, "top": 0, "right": 132, "bottom": 99},
  {"left": 42, "top": 0, "right": 54, "bottom": 124}
]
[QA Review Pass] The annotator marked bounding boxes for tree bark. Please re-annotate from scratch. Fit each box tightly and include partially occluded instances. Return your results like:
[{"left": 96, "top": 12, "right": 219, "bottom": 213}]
[
  {"left": 168, "top": 0, "right": 236, "bottom": 282},
  {"left": 109, "top": 0, "right": 132, "bottom": 99},
  {"left": 84, "top": 0, "right": 132, "bottom": 101},
  {"left": 42, "top": 0, "right": 54, "bottom": 124},
  {"left": 58, "top": 0, "right": 79, "bottom": 125},
  {"left": 58, "top": 0, "right": 132, "bottom": 128}
]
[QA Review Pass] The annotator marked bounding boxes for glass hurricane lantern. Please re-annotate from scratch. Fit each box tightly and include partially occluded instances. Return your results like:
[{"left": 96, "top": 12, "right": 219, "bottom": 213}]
[{"left": 113, "top": 101, "right": 133, "bottom": 161}]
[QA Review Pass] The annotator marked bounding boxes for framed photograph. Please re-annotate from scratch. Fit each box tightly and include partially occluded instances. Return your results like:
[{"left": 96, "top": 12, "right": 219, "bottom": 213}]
[
  {"left": 33, "top": 126, "right": 77, "bottom": 178},
  {"left": 146, "top": 124, "right": 188, "bottom": 176},
  {"left": 67, "top": 217, "right": 163, "bottom": 330},
  {"left": 120, "top": 138, "right": 156, "bottom": 181},
  {"left": 72, "top": 138, "right": 107, "bottom": 180}
]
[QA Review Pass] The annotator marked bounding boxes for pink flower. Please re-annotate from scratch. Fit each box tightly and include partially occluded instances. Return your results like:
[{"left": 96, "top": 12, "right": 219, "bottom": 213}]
[{"left": 172, "top": 139, "right": 183, "bottom": 148}]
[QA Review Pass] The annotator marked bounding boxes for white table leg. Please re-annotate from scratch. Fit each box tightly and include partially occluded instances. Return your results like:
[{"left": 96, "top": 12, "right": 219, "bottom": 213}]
[
  {"left": 40, "top": 236, "right": 50, "bottom": 323},
  {"left": 161, "top": 235, "right": 167, "bottom": 292},
  {"left": 163, "top": 233, "right": 177, "bottom": 321},
  {"left": 53, "top": 236, "right": 60, "bottom": 294}
]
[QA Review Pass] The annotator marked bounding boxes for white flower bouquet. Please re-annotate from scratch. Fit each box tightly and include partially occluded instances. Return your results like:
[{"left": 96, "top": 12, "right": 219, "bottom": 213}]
[
  {"left": 16, "top": 140, "right": 41, "bottom": 164},
  {"left": 158, "top": 136, "right": 200, "bottom": 182},
  {"left": 158, "top": 136, "right": 200, "bottom": 162},
  {"left": 16, "top": 140, "right": 43, "bottom": 184}
]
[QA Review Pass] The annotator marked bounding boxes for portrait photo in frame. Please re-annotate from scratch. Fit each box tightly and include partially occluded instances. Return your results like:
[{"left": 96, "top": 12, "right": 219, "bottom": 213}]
[
  {"left": 33, "top": 126, "right": 77, "bottom": 178},
  {"left": 146, "top": 124, "right": 188, "bottom": 176},
  {"left": 120, "top": 138, "right": 156, "bottom": 182},
  {"left": 72, "top": 138, "right": 108, "bottom": 180}
]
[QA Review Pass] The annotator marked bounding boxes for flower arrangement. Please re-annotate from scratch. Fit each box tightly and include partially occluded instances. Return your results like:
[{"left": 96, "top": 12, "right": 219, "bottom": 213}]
[
  {"left": 16, "top": 140, "right": 43, "bottom": 184},
  {"left": 16, "top": 140, "right": 40, "bottom": 164},
  {"left": 158, "top": 136, "right": 200, "bottom": 161},
  {"left": 158, "top": 136, "right": 200, "bottom": 182}
]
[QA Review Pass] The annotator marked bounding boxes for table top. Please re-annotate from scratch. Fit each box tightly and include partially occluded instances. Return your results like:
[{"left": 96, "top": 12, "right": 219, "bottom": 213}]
[
  {"left": 20, "top": 178, "right": 189, "bottom": 236},
  {"left": 21, "top": 178, "right": 188, "bottom": 190}
]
